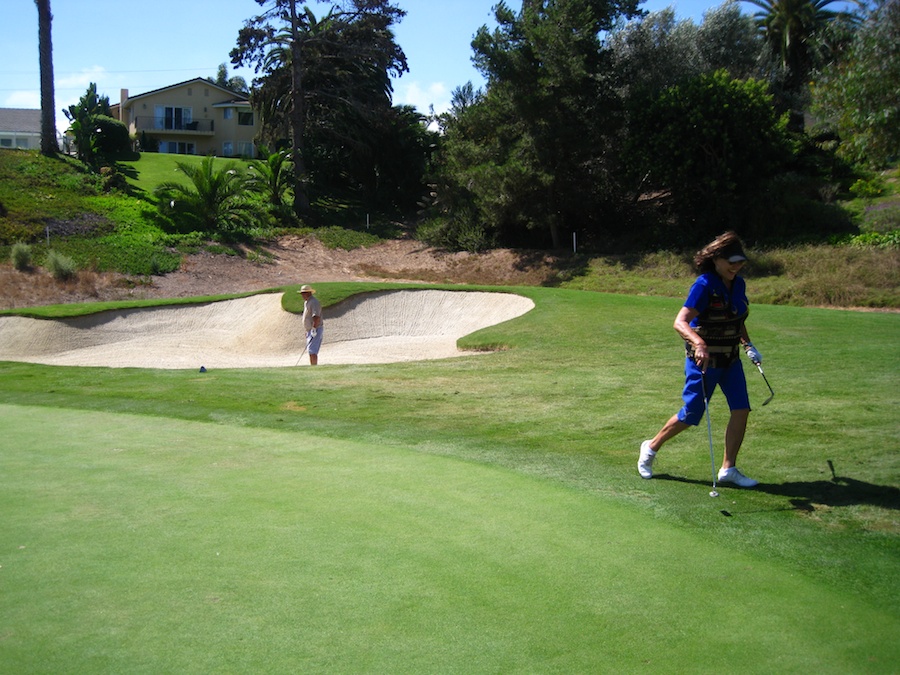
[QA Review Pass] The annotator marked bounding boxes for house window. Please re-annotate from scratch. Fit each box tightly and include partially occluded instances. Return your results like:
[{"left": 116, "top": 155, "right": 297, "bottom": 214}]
[
  {"left": 223, "top": 108, "right": 233, "bottom": 120},
  {"left": 0, "top": 138, "right": 11, "bottom": 148},
  {"left": 223, "top": 141, "right": 234, "bottom": 157},
  {"left": 238, "top": 111, "right": 254, "bottom": 126},
  {"left": 155, "top": 105, "right": 192, "bottom": 130},
  {"left": 161, "top": 141, "right": 195, "bottom": 155},
  {"left": 236, "top": 142, "right": 255, "bottom": 157}
]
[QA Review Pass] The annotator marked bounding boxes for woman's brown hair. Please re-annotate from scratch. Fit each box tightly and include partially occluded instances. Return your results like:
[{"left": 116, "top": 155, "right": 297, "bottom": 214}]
[{"left": 694, "top": 231, "right": 745, "bottom": 273}]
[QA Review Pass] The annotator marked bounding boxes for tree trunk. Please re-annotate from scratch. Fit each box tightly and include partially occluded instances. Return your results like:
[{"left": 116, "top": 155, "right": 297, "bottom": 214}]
[
  {"left": 549, "top": 222, "right": 561, "bottom": 249},
  {"left": 288, "top": 0, "right": 310, "bottom": 219},
  {"left": 36, "top": 0, "right": 60, "bottom": 156}
]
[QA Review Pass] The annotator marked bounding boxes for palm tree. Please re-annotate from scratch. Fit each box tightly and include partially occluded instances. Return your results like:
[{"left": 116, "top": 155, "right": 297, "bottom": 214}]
[
  {"left": 246, "top": 147, "right": 294, "bottom": 219},
  {"left": 35, "top": 0, "right": 59, "bottom": 155},
  {"left": 746, "top": 0, "right": 859, "bottom": 130},
  {"left": 155, "top": 156, "right": 255, "bottom": 235},
  {"left": 232, "top": 1, "right": 407, "bottom": 221}
]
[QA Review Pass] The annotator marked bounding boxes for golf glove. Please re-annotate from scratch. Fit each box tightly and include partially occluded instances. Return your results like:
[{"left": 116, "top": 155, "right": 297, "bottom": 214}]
[
  {"left": 744, "top": 342, "right": 762, "bottom": 365},
  {"left": 311, "top": 328, "right": 317, "bottom": 338}
]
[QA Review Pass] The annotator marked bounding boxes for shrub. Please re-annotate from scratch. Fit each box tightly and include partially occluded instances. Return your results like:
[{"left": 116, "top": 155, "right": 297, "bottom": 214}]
[
  {"left": 93, "top": 114, "right": 132, "bottom": 159},
  {"left": 10, "top": 241, "right": 32, "bottom": 271},
  {"left": 849, "top": 177, "right": 885, "bottom": 202},
  {"left": 836, "top": 230, "right": 900, "bottom": 249},
  {"left": 861, "top": 204, "right": 900, "bottom": 234},
  {"left": 742, "top": 174, "right": 854, "bottom": 242},
  {"left": 141, "top": 133, "right": 159, "bottom": 152},
  {"left": 415, "top": 216, "right": 495, "bottom": 253},
  {"left": 99, "top": 165, "right": 128, "bottom": 193},
  {"left": 45, "top": 250, "right": 77, "bottom": 281},
  {"left": 157, "top": 231, "right": 206, "bottom": 253},
  {"left": 455, "top": 221, "right": 494, "bottom": 253},
  {"left": 154, "top": 156, "right": 257, "bottom": 236},
  {"left": 314, "top": 226, "right": 381, "bottom": 251},
  {"left": 206, "top": 243, "right": 236, "bottom": 255}
]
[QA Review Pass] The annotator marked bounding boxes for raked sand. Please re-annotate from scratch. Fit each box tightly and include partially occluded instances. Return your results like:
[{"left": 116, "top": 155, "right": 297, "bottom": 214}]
[{"left": 0, "top": 289, "right": 535, "bottom": 369}]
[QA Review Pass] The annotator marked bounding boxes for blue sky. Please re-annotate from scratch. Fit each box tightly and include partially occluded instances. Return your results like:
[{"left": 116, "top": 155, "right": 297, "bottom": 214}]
[{"left": 3, "top": 0, "right": 746, "bottom": 132}]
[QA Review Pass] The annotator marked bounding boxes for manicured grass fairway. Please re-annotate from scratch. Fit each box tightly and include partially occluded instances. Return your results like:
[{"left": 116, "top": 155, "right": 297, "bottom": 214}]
[
  {"left": 1, "top": 285, "right": 898, "bottom": 672},
  {"left": 1, "top": 404, "right": 895, "bottom": 673}
]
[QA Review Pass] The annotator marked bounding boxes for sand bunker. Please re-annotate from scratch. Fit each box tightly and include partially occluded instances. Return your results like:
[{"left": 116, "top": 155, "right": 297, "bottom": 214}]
[{"left": 0, "top": 289, "right": 534, "bottom": 369}]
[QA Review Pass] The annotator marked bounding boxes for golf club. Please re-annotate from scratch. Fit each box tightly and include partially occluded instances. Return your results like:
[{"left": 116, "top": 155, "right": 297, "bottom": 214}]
[
  {"left": 700, "top": 374, "right": 718, "bottom": 498},
  {"left": 294, "top": 343, "right": 309, "bottom": 366},
  {"left": 754, "top": 362, "right": 775, "bottom": 406}
]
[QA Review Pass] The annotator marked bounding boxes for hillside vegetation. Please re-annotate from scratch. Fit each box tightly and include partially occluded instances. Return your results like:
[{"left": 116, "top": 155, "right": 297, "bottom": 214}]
[{"left": 0, "top": 149, "right": 897, "bottom": 308}]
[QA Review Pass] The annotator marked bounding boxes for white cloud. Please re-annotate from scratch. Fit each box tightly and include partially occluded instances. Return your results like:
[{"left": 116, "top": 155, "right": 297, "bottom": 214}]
[
  {"left": 4, "top": 91, "right": 40, "bottom": 108},
  {"left": 3, "top": 66, "right": 109, "bottom": 114},
  {"left": 395, "top": 81, "right": 452, "bottom": 116},
  {"left": 55, "top": 67, "right": 118, "bottom": 133},
  {"left": 57, "top": 65, "right": 109, "bottom": 91}
]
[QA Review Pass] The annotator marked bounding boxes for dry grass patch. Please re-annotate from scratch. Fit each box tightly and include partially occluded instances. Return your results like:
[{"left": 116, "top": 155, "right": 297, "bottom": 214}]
[{"left": 0, "top": 264, "right": 146, "bottom": 310}]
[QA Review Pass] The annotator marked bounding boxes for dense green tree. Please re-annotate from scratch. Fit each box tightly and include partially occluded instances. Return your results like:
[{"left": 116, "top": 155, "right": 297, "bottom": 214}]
[
  {"left": 155, "top": 156, "right": 256, "bottom": 235},
  {"left": 745, "top": 0, "right": 860, "bottom": 130},
  {"left": 233, "top": 2, "right": 329, "bottom": 217},
  {"left": 439, "top": 1, "right": 768, "bottom": 251},
  {"left": 811, "top": 0, "right": 900, "bottom": 168},
  {"left": 609, "top": 2, "right": 767, "bottom": 202},
  {"left": 35, "top": 0, "right": 59, "bottom": 156},
  {"left": 608, "top": 8, "right": 703, "bottom": 103},
  {"left": 696, "top": 1, "right": 765, "bottom": 78},
  {"left": 608, "top": 2, "right": 764, "bottom": 104},
  {"left": 211, "top": 63, "right": 249, "bottom": 95},
  {"left": 442, "top": 0, "right": 641, "bottom": 249},
  {"left": 357, "top": 105, "right": 437, "bottom": 212},
  {"left": 231, "top": 0, "right": 408, "bottom": 219},
  {"left": 630, "top": 70, "right": 792, "bottom": 242},
  {"left": 429, "top": 84, "right": 529, "bottom": 249}
]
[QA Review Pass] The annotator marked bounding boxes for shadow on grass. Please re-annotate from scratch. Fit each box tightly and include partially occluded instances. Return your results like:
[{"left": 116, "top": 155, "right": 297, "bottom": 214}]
[{"left": 654, "top": 473, "right": 900, "bottom": 511}]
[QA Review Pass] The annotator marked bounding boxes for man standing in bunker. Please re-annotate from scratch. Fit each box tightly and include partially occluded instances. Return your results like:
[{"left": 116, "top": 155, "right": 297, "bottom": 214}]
[{"left": 299, "top": 284, "right": 323, "bottom": 365}]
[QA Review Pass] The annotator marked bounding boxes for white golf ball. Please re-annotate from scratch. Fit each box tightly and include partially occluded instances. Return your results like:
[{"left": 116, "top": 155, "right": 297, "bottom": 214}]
[{"left": 709, "top": 490, "right": 719, "bottom": 498}]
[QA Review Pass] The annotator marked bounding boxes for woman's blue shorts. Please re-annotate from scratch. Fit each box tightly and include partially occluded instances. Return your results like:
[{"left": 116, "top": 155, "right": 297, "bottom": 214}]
[{"left": 677, "top": 357, "right": 750, "bottom": 426}]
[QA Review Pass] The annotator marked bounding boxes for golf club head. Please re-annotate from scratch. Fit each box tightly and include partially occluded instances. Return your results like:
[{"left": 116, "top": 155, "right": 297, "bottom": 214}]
[{"left": 756, "top": 363, "right": 775, "bottom": 406}]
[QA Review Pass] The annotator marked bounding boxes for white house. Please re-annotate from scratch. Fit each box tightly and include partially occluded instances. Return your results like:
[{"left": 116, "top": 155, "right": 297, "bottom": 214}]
[
  {"left": 110, "top": 78, "right": 258, "bottom": 157},
  {"left": 0, "top": 108, "right": 42, "bottom": 150}
]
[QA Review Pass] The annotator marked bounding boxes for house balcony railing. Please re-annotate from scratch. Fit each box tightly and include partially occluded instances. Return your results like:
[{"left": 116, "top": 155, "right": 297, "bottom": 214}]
[{"left": 133, "top": 116, "right": 214, "bottom": 134}]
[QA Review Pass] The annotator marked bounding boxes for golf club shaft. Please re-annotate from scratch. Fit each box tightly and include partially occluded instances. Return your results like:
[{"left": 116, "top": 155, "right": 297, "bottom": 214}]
[
  {"left": 295, "top": 345, "right": 308, "bottom": 366},
  {"left": 755, "top": 362, "right": 775, "bottom": 405},
  {"left": 700, "top": 373, "right": 716, "bottom": 489}
]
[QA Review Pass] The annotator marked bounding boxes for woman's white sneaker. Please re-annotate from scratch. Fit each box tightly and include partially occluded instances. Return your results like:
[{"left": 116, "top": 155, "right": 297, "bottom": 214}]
[
  {"left": 638, "top": 440, "right": 656, "bottom": 479},
  {"left": 717, "top": 467, "right": 758, "bottom": 487}
]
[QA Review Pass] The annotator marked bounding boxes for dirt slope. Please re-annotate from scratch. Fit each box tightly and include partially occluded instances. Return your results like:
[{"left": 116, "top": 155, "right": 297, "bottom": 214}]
[{"left": 0, "top": 235, "right": 562, "bottom": 311}]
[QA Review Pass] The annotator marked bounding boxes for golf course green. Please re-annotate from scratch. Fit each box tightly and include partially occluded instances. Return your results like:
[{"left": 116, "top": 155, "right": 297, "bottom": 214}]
[{"left": 1, "top": 283, "right": 897, "bottom": 673}]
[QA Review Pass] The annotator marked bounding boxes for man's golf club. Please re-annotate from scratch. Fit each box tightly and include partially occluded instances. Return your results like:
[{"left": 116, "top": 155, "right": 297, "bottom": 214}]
[
  {"left": 754, "top": 362, "right": 775, "bottom": 406},
  {"left": 294, "top": 343, "right": 309, "bottom": 366},
  {"left": 700, "top": 374, "right": 718, "bottom": 498}
]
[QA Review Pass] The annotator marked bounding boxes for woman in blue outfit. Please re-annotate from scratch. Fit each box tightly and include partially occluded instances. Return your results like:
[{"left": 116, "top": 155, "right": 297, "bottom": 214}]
[{"left": 638, "top": 232, "right": 763, "bottom": 487}]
